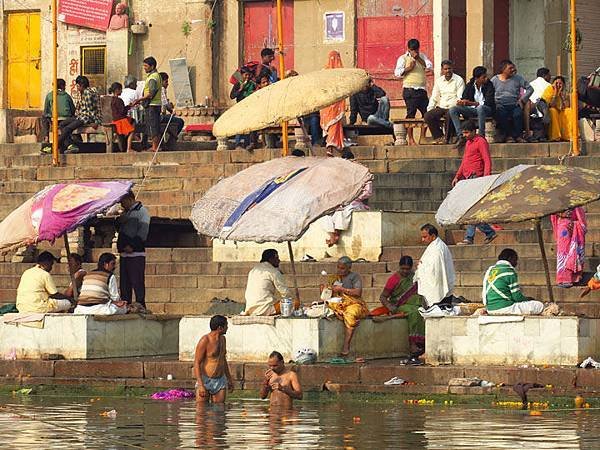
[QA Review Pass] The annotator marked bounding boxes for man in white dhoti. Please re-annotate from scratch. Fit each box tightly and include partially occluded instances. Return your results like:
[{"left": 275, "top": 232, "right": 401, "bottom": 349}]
[{"left": 414, "top": 224, "right": 456, "bottom": 308}]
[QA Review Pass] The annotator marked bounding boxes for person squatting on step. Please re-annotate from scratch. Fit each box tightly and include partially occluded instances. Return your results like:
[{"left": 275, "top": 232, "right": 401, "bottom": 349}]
[
  {"left": 16, "top": 251, "right": 73, "bottom": 313},
  {"left": 483, "top": 248, "right": 544, "bottom": 315}
]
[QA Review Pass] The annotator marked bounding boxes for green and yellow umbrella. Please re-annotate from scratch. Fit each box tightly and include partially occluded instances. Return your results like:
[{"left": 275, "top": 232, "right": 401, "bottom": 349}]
[{"left": 436, "top": 164, "right": 600, "bottom": 302}]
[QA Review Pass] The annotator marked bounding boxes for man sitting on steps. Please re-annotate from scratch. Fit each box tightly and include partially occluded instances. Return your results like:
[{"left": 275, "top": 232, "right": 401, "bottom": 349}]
[
  {"left": 483, "top": 248, "right": 544, "bottom": 315},
  {"left": 349, "top": 77, "right": 392, "bottom": 129},
  {"left": 16, "top": 251, "right": 73, "bottom": 313},
  {"left": 58, "top": 75, "right": 101, "bottom": 154},
  {"left": 243, "top": 249, "right": 294, "bottom": 316}
]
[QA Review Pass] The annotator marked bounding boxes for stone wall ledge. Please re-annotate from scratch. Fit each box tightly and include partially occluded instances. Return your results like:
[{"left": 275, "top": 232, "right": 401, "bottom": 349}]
[{"left": 1, "top": 359, "right": 600, "bottom": 394}]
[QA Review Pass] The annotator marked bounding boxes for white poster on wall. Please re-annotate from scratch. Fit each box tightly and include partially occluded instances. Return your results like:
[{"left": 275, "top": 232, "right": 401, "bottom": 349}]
[{"left": 324, "top": 11, "right": 345, "bottom": 42}]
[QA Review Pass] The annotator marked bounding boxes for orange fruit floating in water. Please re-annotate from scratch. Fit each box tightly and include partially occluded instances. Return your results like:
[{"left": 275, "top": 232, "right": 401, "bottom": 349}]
[
  {"left": 352, "top": 416, "right": 361, "bottom": 423},
  {"left": 575, "top": 395, "right": 585, "bottom": 408}
]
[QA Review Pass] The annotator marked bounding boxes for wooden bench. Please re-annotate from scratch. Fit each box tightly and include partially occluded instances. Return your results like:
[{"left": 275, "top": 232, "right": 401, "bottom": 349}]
[
  {"left": 68, "top": 96, "right": 117, "bottom": 152},
  {"left": 392, "top": 117, "right": 496, "bottom": 146},
  {"left": 583, "top": 114, "right": 600, "bottom": 141}
]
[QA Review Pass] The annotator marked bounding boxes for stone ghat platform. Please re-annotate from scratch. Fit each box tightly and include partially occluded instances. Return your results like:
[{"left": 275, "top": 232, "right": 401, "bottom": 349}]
[
  {"left": 213, "top": 211, "right": 436, "bottom": 262},
  {"left": 179, "top": 316, "right": 408, "bottom": 362},
  {"left": 0, "top": 314, "right": 179, "bottom": 359},
  {"left": 4, "top": 357, "right": 600, "bottom": 397},
  {"left": 426, "top": 316, "right": 600, "bottom": 367}
]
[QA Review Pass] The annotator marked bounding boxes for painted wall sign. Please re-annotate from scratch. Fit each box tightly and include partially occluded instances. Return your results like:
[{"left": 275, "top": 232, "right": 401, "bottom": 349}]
[
  {"left": 58, "top": 0, "right": 113, "bottom": 31},
  {"left": 324, "top": 11, "right": 345, "bottom": 42}
]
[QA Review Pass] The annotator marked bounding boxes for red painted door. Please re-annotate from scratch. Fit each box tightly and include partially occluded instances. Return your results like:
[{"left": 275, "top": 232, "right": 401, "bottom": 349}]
[
  {"left": 493, "top": 0, "right": 510, "bottom": 74},
  {"left": 356, "top": 0, "right": 433, "bottom": 101},
  {"left": 449, "top": 1, "right": 466, "bottom": 80},
  {"left": 243, "top": 1, "right": 294, "bottom": 72}
]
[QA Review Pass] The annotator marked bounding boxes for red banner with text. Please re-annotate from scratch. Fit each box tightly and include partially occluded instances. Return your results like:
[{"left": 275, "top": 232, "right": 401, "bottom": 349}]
[{"left": 58, "top": 0, "right": 113, "bottom": 31}]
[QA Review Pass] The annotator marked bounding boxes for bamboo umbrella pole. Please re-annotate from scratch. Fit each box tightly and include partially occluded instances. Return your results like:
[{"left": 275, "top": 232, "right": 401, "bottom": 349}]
[
  {"left": 276, "top": 0, "right": 289, "bottom": 156},
  {"left": 569, "top": 0, "right": 580, "bottom": 156},
  {"left": 287, "top": 241, "right": 300, "bottom": 301},
  {"left": 535, "top": 220, "right": 554, "bottom": 303},
  {"left": 51, "top": 0, "right": 59, "bottom": 166},
  {"left": 63, "top": 234, "right": 79, "bottom": 303}
]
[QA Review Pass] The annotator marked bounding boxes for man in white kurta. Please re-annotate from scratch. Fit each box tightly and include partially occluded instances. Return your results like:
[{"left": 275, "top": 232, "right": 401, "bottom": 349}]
[
  {"left": 414, "top": 224, "right": 456, "bottom": 307},
  {"left": 243, "top": 249, "right": 291, "bottom": 316}
]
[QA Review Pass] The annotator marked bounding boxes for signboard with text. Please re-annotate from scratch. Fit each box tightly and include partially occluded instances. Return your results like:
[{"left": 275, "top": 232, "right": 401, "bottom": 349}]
[{"left": 58, "top": 0, "right": 113, "bottom": 31}]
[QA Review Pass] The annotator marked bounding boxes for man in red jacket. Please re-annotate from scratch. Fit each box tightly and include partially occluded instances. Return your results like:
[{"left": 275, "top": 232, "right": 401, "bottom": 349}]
[{"left": 452, "top": 120, "right": 497, "bottom": 245}]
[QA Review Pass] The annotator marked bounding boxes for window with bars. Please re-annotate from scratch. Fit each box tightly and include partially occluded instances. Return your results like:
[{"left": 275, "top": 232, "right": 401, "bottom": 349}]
[
  {"left": 81, "top": 46, "right": 106, "bottom": 75},
  {"left": 81, "top": 46, "right": 106, "bottom": 94}
]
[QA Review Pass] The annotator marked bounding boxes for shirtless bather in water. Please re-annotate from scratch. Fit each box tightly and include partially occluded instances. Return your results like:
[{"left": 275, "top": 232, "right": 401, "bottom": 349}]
[
  {"left": 259, "top": 351, "right": 303, "bottom": 408},
  {"left": 193, "top": 315, "right": 234, "bottom": 403}
]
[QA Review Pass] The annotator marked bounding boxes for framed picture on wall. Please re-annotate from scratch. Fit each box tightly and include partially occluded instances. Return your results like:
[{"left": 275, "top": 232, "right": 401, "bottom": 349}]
[{"left": 324, "top": 11, "right": 345, "bottom": 42}]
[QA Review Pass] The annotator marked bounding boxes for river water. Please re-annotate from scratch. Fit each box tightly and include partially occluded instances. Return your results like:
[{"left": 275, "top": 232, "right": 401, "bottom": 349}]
[{"left": 0, "top": 395, "right": 597, "bottom": 449}]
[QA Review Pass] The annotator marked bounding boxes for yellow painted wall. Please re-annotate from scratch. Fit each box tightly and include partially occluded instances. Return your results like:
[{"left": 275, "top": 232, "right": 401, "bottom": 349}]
[{"left": 293, "top": 0, "right": 356, "bottom": 75}]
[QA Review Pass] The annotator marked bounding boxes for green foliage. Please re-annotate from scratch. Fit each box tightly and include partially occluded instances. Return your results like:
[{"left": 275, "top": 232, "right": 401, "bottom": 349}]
[{"left": 182, "top": 20, "right": 192, "bottom": 37}]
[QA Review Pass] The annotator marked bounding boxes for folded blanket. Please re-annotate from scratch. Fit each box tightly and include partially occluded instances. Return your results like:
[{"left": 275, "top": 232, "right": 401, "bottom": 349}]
[
  {"left": 2, "top": 312, "right": 46, "bottom": 329},
  {"left": 478, "top": 315, "right": 524, "bottom": 325},
  {"left": 231, "top": 315, "right": 276, "bottom": 326}
]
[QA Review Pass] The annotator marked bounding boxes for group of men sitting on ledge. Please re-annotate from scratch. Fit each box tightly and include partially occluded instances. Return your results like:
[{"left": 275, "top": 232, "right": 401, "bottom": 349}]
[
  {"left": 15, "top": 250, "right": 131, "bottom": 316},
  {"left": 389, "top": 38, "right": 579, "bottom": 146},
  {"left": 240, "top": 222, "right": 598, "bottom": 360}
]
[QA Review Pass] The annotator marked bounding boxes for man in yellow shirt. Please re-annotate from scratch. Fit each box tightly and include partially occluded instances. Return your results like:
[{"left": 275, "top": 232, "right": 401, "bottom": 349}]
[{"left": 16, "top": 251, "right": 73, "bottom": 313}]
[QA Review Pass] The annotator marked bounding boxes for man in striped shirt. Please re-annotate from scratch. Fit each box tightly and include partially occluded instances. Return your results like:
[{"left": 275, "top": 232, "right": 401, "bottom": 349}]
[{"left": 483, "top": 248, "right": 544, "bottom": 315}]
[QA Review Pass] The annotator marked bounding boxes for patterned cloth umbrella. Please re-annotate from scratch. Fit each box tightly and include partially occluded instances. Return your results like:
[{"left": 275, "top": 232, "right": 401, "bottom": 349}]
[
  {"left": 0, "top": 181, "right": 133, "bottom": 253},
  {"left": 0, "top": 181, "right": 133, "bottom": 301},
  {"left": 436, "top": 164, "right": 600, "bottom": 301},
  {"left": 190, "top": 156, "right": 372, "bottom": 298}
]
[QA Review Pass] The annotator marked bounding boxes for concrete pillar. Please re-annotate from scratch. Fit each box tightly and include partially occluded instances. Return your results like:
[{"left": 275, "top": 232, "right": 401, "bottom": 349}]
[
  {"left": 106, "top": 29, "right": 130, "bottom": 88},
  {"left": 544, "top": 0, "right": 569, "bottom": 76},
  {"left": 466, "top": 0, "right": 494, "bottom": 72},
  {"left": 433, "top": 0, "right": 450, "bottom": 67}
]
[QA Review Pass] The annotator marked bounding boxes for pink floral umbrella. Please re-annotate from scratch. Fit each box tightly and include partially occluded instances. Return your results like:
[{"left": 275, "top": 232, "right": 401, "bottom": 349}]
[
  {"left": 0, "top": 181, "right": 133, "bottom": 253},
  {"left": 0, "top": 181, "right": 133, "bottom": 301}
]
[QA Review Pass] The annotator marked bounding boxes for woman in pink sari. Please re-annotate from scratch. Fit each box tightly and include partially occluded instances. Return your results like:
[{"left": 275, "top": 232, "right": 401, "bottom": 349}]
[
  {"left": 551, "top": 207, "right": 587, "bottom": 287},
  {"left": 320, "top": 51, "right": 345, "bottom": 156}
]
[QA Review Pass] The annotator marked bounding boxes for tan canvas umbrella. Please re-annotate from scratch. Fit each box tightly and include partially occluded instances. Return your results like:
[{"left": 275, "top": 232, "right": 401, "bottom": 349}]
[
  {"left": 190, "top": 156, "right": 373, "bottom": 299},
  {"left": 213, "top": 68, "right": 370, "bottom": 137}
]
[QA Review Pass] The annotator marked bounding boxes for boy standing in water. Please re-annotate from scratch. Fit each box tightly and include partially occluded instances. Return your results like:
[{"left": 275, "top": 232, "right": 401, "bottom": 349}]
[
  {"left": 260, "top": 351, "right": 303, "bottom": 407},
  {"left": 194, "top": 315, "right": 235, "bottom": 403}
]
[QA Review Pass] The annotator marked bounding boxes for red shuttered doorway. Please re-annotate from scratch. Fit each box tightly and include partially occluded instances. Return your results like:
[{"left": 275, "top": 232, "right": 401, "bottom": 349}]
[{"left": 243, "top": 1, "right": 294, "bottom": 71}]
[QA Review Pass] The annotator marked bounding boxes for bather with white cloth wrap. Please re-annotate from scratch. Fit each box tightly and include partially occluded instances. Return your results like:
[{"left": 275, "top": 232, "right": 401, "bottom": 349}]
[{"left": 414, "top": 224, "right": 456, "bottom": 308}]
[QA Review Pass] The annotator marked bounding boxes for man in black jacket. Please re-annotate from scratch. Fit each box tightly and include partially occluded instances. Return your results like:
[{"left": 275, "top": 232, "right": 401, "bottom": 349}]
[
  {"left": 349, "top": 78, "right": 392, "bottom": 128},
  {"left": 448, "top": 66, "right": 495, "bottom": 139}
]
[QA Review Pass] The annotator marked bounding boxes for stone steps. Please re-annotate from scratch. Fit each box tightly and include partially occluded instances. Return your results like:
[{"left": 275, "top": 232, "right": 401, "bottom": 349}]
[{"left": 2, "top": 143, "right": 599, "bottom": 220}]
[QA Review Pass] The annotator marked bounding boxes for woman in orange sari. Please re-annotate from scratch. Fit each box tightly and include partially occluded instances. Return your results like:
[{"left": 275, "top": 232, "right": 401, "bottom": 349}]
[{"left": 320, "top": 51, "right": 346, "bottom": 156}]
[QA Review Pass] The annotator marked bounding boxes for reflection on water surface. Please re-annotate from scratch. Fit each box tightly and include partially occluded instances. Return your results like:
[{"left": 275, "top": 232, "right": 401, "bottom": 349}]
[{"left": 0, "top": 395, "right": 595, "bottom": 449}]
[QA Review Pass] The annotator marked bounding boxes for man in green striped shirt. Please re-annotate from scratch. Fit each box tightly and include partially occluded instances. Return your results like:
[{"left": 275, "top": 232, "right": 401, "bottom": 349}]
[{"left": 483, "top": 248, "right": 544, "bottom": 315}]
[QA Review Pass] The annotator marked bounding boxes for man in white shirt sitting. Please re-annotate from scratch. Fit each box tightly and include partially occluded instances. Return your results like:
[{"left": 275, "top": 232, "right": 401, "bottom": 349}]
[
  {"left": 424, "top": 60, "right": 465, "bottom": 144},
  {"left": 524, "top": 67, "right": 552, "bottom": 140},
  {"left": 243, "top": 249, "right": 293, "bottom": 316}
]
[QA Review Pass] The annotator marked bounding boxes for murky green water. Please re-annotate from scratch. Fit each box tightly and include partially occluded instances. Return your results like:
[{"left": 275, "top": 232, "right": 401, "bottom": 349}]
[{"left": 0, "top": 394, "right": 598, "bottom": 449}]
